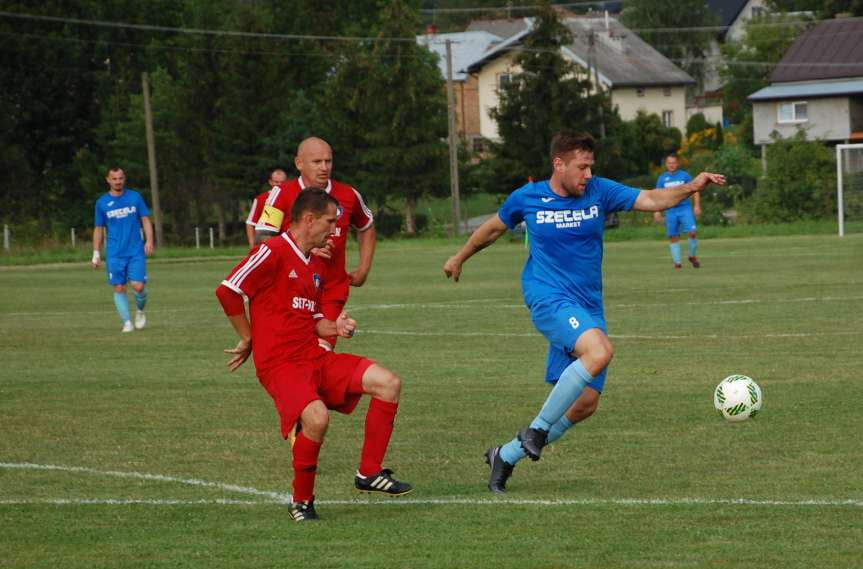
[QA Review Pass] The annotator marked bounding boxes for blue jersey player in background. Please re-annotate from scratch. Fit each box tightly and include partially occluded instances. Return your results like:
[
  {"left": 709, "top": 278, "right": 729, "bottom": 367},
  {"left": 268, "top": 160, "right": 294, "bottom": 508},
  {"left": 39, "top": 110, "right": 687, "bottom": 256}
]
[
  {"left": 443, "top": 132, "right": 725, "bottom": 493},
  {"left": 92, "top": 167, "right": 155, "bottom": 333},
  {"left": 655, "top": 154, "right": 701, "bottom": 268}
]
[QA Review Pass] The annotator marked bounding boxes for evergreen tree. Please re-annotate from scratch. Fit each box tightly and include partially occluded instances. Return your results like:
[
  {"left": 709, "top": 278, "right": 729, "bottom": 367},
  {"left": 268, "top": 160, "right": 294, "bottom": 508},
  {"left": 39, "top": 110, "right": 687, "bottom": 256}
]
[
  {"left": 321, "top": 0, "right": 448, "bottom": 234},
  {"left": 479, "top": 1, "right": 605, "bottom": 192}
]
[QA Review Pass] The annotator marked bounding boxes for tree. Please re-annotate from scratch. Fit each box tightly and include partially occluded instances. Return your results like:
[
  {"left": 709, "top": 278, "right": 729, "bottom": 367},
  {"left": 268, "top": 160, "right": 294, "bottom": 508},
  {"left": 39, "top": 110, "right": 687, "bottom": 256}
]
[
  {"left": 320, "top": 0, "right": 449, "bottom": 235},
  {"left": 480, "top": 1, "right": 606, "bottom": 193},
  {"left": 720, "top": 15, "right": 805, "bottom": 124},
  {"left": 745, "top": 131, "right": 835, "bottom": 223},
  {"left": 0, "top": 0, "right": 180, "bottom": 231},
  {"left": 620, "top": 0, "right": 716, "bottom": 88}
]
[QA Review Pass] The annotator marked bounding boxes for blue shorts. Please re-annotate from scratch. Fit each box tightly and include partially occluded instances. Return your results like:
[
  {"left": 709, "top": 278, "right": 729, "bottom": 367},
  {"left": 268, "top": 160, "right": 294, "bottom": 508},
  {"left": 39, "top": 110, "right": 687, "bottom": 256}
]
[
  {"left": 106, "top": 255, "right": 147, "bottom": 286},
  {"left": 665, "top": 207, "right": 696, "bottom": 237},
  {"left": 529, "top": 297, "right": 608, "bottom": 392}
]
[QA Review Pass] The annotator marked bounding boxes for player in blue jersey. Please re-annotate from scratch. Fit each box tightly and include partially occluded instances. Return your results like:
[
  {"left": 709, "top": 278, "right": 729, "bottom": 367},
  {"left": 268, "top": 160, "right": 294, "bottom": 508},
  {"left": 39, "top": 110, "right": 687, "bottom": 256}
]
[
  {"left": 92, "top": 167, "right": 155, "bottom": 333},
  {"left": 443, "top": 132, "right": 724, "bottom": 492},
  {"left": 654, "top": 154, "right": 701, "bottom": 268}
]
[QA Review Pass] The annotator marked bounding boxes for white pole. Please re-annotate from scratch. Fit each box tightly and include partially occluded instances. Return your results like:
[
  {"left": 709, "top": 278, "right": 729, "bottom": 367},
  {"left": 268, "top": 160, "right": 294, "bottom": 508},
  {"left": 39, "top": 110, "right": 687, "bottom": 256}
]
[
  {"left": 209, "top": 227, "right": 214, "bottom": 249},
  {"left": 3, "top": 224, "right": 9, "bottom": 251},
  {"left": 71, "top": 227, "right": 76, "bottom": 248},
  {"left": 195, "top": 227, "right": 200, "bottom": 249},
  {"left": 836, "top": 144, "right": 845, "bottom": 238}
]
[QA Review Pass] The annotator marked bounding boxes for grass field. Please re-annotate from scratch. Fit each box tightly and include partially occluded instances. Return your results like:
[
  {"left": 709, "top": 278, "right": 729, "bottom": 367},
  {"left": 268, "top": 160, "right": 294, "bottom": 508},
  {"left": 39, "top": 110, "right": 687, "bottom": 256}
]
[{"left": 1, "top": 233, "right": 862, "bottom": 568}]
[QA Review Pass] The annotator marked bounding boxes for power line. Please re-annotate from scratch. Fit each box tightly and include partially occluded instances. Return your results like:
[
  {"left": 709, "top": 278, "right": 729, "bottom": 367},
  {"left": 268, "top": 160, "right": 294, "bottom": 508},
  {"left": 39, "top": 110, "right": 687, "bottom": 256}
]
[
  {"left": 1, "top": 8, "right": 842, "bottom": 43},
  {"left": 419, "top": 0, "right": 616, "bottom": 13},
  {"left": 0, "top": 10, "right": 419, "bottom": 43}
]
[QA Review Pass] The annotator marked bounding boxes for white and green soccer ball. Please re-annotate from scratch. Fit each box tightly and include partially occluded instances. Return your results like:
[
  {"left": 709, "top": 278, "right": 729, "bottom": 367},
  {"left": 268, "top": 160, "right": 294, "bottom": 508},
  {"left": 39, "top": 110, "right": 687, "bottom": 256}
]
[{"left": 714, "top": 374, "right": 762, "bottom": 422}]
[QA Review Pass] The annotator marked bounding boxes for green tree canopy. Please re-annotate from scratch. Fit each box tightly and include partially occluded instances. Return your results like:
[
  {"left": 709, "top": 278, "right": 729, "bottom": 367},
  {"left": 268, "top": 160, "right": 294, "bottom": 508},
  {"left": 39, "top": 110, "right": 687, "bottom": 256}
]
[{"left": 479, "top": 1, "right": 606, "bottom": 192}]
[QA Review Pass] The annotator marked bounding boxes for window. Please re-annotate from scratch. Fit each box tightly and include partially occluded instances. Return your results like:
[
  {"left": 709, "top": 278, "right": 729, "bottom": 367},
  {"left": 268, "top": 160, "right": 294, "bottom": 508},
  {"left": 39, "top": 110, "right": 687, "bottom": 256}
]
[
  {"left": 636, "top": 88, "right": 645, "bottom": 98},
  {"left": 663, "top": 87, "right": 672, "bottom": 97},
  {"left": 472, "top": 138, "right": 485, "bottom": 153},
  {"left": 751, "top": 5, "right": 767, "bottom": 18},
  {"left": 662, "top": 110, "right": 673, "bottom": 128},
  {"left": 778, "top": 101, "right": 808, "bottom": 123},
  {"left": 497, "top": 73, "right": 511, "bottom": 91}
]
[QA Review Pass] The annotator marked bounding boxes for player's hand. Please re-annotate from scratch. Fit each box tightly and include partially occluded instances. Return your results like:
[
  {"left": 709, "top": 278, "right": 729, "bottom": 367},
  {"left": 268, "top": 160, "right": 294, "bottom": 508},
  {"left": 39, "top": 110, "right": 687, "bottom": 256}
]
[
  {"left": 443, "top": 256, "right": 463, "bottom": 282},
  {"left": 144, "top": 242, "right": 154, "bottom": 256},
  {"left": 311, "top": 238, "right": 334, "bottom": 260},
  {"left": 653, "top": 212, "right": 663, "bottom": 224},
  {"left": 692, "top": 172, "right": 726, "bottom": 192},
  {"left": 91, "top": 250, "right": 101, "bottom": 269},
  {"left": 335, "top": 311, "right": 357, "bottom": 339},
  {"left": 348, "top": 267, "right": 369, "bottom": 287},
  {"left": 224, "top": 338, "right": 251, "bottom": 372}
]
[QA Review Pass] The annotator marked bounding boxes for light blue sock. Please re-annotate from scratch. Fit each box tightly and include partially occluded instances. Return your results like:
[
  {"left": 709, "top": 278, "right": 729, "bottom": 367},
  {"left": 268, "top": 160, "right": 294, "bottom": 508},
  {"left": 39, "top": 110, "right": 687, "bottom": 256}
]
[
  {"left": 500, "top": 415, "right": 575, "bottom": 465},
  {"left": 113, "top": 292, "right": 131, "bottom": 323},
  {"left": 688, "top": 237, "right": 697, "bottom": 258},
  {"left": 670, "top": 242, "right": 681, "bottom": 264},
  {"left": 529, "top": 360, "right": 594, "bottom": 431},
  {"left": 134, "top": 288, "right": 147, "bottom": 311},
  {"left": 547, "top": 415, "right": 574, "bottom": 444}
]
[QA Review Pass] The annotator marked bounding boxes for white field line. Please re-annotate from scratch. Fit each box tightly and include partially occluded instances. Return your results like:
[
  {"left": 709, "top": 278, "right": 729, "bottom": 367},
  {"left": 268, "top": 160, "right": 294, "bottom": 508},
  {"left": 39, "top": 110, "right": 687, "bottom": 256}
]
[
  {"left": 0, "top": 462, "right": 291, "bottom": 503},
  {"left": 359, "top": 329, "right": 859, "bottom": 340},
  {"left": 2, "top": 295, "right": 861, "bottom": 319},
  {"left": 1, "top": 462, "right": 860, "bottom": 508}
]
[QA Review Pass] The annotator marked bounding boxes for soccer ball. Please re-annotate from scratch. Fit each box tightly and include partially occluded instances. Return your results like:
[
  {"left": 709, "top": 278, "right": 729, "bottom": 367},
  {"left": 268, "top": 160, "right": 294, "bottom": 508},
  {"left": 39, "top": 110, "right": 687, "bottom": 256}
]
[{"left": 713, "top": 374, "right": 762, "bottom": 422}]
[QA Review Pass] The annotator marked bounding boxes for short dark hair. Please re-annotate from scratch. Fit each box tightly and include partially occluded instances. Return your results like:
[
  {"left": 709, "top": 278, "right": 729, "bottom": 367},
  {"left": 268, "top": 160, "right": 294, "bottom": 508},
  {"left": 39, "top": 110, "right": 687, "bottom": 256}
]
[
  {"left": 106, "top": 166, "right": 124, "bottom": 176},
  {"left": 550, "top": 131, "right": 595, "bottom": 163},
  {"left": 666, "top": 153, "right": 679, "bottom": 161},
  {"left": 290, "top": 188, "right": 339, "bottom": 223}
]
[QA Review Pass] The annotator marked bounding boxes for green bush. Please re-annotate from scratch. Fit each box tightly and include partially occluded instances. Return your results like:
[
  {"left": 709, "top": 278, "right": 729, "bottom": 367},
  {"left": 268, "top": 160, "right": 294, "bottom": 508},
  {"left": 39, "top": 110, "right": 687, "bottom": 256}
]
[{"left": 745, "top": 131, "right": 835, "bottom": 223}]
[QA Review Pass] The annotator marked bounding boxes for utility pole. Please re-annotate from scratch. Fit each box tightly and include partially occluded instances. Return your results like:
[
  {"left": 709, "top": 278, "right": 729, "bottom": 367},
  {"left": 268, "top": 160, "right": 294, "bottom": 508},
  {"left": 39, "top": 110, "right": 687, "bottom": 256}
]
[
  {"left": 142, "top": 72, "right": 164, "bottom": 247},
  {"left": 587, "top": 30, "right": 606, "bottom": 139},
  {"left": 445, "top": 39, "right": 462, "bottom": 237}
]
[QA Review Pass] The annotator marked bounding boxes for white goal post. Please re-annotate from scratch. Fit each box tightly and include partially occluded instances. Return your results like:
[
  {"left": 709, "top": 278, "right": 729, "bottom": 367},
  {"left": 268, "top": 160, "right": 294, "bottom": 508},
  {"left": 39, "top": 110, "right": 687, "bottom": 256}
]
[{"left": 836, "top": 143, "right": 863, "bottom": 237}]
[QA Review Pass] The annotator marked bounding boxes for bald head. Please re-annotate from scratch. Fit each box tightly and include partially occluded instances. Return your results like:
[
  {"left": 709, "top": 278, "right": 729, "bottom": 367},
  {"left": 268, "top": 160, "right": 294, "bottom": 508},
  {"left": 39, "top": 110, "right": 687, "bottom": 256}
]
[{"left": 295, "top": 137, "right": 333, "bottom": 189}]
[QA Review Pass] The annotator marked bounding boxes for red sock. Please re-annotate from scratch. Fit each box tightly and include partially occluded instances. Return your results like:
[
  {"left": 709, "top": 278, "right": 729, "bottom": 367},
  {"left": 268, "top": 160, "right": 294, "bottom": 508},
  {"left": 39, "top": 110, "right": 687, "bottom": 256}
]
[
  {"left": 359, "top": 398, "right": 399, "bottom": 477},
  {"left": 291, "top": 432, "right": 322, "bottom": 502}
]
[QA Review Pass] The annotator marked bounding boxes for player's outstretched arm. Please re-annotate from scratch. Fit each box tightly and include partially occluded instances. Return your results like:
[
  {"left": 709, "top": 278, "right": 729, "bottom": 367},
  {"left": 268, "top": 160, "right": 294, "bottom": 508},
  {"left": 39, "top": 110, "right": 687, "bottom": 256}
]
[
  {"left": 316, "top": 311, "right": 357, "bottom": 339},
  {"left": 443, "top": 214, "right": 508, "bottom": 282},
  {"left": 633, "top": 172, "right": 725, "bottom": 212}
]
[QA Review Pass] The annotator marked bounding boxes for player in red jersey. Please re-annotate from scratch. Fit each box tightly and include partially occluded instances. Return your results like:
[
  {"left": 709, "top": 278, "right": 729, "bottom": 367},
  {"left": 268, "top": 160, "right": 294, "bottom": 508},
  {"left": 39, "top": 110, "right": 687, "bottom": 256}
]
[
  {"left": 216, "top": 189, "right": 411, "bottom": 523},
  {"left": 244, "top": 168, "right": 288, "bottom": 249},
  {"left": 255, "top": 137, "right": 376, "bottom": 348}
]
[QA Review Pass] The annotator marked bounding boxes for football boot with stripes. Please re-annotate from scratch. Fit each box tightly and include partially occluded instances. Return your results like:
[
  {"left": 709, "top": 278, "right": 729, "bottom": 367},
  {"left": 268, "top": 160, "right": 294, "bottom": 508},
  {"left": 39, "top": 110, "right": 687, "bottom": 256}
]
[
  {"left": 288, "top": 498, "right": 319, "bottom": 522},
  {"left": 485, "top": 446, "right": 514, "bottom": 493},
  {"left": 518, "top": 426, "right": 549, "bottom": 461},
  {"left": 354, "top": 468, "right": 413, "bottom": 496}
]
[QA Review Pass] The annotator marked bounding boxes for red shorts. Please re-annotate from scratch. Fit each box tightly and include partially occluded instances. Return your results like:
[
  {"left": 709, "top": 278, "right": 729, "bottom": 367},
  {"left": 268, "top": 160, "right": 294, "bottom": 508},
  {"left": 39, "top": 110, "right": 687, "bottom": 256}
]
[{"left": 257, "top": 352, "right": 374, "bottom": 439}]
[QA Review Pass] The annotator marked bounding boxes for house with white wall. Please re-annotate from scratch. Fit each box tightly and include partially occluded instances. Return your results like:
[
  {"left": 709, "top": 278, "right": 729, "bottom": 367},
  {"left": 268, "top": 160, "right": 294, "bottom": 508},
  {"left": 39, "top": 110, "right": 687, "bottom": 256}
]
[{"left": 463, "top": 15, "right": 716, "bottom": 142}]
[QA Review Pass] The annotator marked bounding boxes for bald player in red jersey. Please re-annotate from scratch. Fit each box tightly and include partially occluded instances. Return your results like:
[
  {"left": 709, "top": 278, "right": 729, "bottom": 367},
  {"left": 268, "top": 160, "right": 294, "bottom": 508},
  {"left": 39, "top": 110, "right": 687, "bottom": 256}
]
[
  {"left": 216, "top": 189, "right": 411, "bottom": 523},
  {"left": 255, "top": 137, "right": 375, "bottom": 348},
  {"left": 244, "top": 168, "right": 288, "bottom": 249}
]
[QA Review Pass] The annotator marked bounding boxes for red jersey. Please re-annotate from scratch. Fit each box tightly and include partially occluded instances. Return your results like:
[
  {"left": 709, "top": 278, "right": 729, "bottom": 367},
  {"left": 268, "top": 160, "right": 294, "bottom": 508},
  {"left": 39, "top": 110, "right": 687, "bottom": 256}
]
[
  {"left": 244, "top": 190, "right": 271, "bottom": 227},
  {"left": 218, "top": 232, "right": 328, "bottom": 372},
  {"left": 255, "top": 178, "right": 373, "bottom": 301}
]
